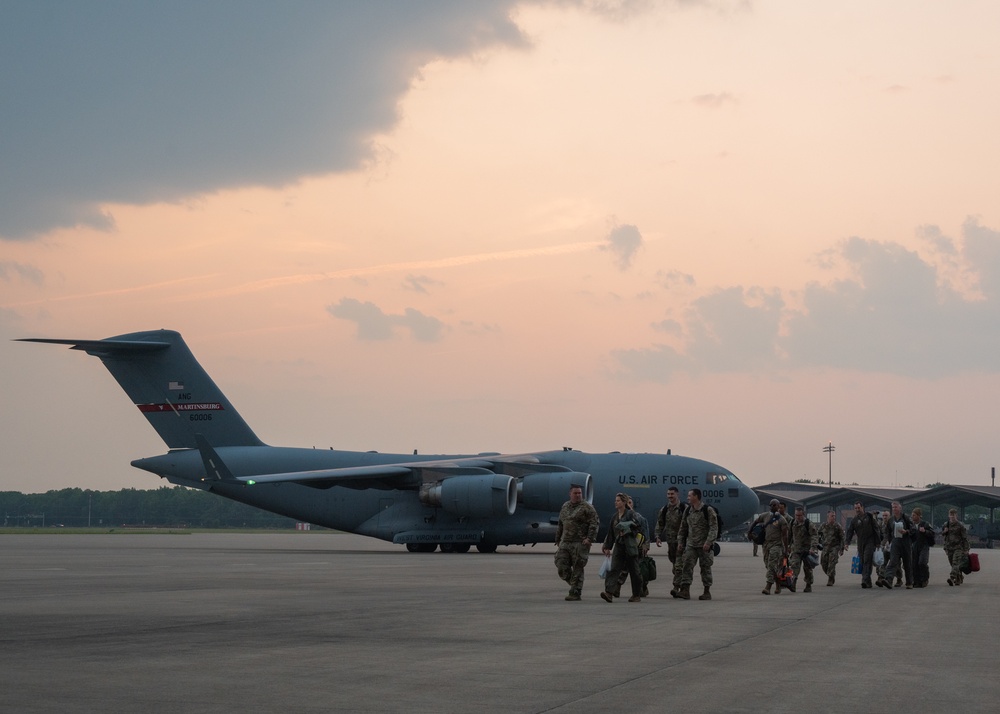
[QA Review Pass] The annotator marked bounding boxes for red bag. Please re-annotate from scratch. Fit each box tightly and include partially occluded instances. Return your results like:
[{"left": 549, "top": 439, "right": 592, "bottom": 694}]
[
  {"left": 776, "top": 554, "right": 797, "bottom": 592},
  {"left": 969, "top": 552, "right": 980, "bottom": 573}
]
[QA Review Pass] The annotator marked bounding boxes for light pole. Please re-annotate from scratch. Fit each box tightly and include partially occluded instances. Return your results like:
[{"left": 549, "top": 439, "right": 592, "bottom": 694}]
[{"left": 823, "top": 442, "right": 835, "bottom": 488}]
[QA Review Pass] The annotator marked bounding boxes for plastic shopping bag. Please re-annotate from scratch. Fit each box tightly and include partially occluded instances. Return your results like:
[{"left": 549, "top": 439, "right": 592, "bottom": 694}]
[{"left": 598, "top": 555, "right": 613, "bottom": 579}]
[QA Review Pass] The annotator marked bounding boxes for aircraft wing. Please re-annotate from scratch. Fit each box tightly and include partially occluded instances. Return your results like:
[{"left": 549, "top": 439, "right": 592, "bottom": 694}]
[{"left": 195, "top": 436, "right": 542, "bottom": 489}]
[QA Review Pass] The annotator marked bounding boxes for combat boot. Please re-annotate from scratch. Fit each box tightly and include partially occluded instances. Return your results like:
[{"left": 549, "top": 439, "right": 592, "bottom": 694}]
[
  {"left": 678, "top": 585, "right": 691, "bottom": 600},
  {"left": 827, "top": 576, "right": 834, "bottom": 586},
  {"left": 762, "top": 583, "right": 772, "bottom": 595},
  {"left": 803, "top": 584, "right": 812, "bottom": 593},
  {"left": 565, "top": 590, "right": 581, "bottom": 601},
  {"left": 698, "top": 587, "right": 711, "bottom": 600}
]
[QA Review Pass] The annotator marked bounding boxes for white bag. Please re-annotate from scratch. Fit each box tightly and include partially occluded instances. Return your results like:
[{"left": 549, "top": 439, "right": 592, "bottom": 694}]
[
  {"left": 874, "top": 548, "right": 885, "bottom": 567},
  {"left": 598, "top": 555, "right": 613, "bottom": 579}
]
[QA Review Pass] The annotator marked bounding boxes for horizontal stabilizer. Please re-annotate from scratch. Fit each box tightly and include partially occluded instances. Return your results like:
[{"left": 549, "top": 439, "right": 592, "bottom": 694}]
[{"left": 17, "top": 337, "right": 170, "bottom": 354}]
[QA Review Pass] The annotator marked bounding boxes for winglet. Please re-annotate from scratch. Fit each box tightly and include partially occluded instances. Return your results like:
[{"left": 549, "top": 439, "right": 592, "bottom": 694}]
[{"left": 194, "top": 434, "right": 249, "bottom": 485}]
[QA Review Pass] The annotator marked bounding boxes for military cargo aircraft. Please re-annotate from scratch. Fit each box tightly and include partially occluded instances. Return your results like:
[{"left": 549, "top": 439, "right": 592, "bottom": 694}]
[{"left": 20, "top": 330, "right": 759, "bottom": 552}]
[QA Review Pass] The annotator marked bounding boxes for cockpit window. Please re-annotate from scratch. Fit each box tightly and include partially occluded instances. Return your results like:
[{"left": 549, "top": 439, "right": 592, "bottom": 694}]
[{"left": 706, "top": 472, "right": 740, "bottom": 484}]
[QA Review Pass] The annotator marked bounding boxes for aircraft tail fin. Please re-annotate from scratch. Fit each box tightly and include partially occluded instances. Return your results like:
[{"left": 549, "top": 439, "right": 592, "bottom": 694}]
[{"left": 19, "top": 330, "right": 264, "bottom": 449}]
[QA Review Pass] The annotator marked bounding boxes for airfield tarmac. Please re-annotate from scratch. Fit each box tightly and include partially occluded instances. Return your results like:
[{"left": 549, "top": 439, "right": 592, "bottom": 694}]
[{"left": 1, "top": 533, "right": 995, "bottom": 713}]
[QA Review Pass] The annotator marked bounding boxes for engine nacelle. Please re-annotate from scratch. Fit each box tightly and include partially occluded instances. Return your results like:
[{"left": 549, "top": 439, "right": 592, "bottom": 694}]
[
  {"left": 518, "top": 471, "right": 593, "bottom": 512},
  {"left": 420, "top": 474, "right": 517, "bottom": 518}
]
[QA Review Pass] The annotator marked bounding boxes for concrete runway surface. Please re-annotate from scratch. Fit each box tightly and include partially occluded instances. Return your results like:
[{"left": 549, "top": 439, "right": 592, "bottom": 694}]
[{"left": 2, "top": 533, "right": 995, "bottom": 713}]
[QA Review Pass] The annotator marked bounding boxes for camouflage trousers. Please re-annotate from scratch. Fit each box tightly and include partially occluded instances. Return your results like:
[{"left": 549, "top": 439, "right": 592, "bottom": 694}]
[
  {"left": 789, "top": 551, "right": 814, "bottom": 586},
  {"left": 945, "top": 548, "right": 968, "bottom": 582},
  {"left": 666, "top": 541, "right": 683, "bottom": 589},
  {"left": 555, "top": 542, "right": 591, "bottom": 595},
  {"left": 762, "top": 544, "right": 784, "bottom": 585},
  {"left": 820, "top": 548, "right": 840, "bottom": 582},
  {"left": 679, "top": 544, "right": 714, "bottom": 587}
]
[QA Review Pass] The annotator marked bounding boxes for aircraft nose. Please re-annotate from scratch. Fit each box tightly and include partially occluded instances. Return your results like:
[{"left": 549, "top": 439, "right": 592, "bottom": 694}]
[{"left": 740, "top": 484, "right": 760, "bottom": 523}]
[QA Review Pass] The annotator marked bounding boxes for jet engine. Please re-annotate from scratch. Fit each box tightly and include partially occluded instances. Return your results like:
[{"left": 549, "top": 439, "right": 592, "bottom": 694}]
[
  {"left": 419, "top": 474, "right": 517, "bottom": 517},
  {"left": 518, "top": 471, "right": 593, "bottom": 512}
]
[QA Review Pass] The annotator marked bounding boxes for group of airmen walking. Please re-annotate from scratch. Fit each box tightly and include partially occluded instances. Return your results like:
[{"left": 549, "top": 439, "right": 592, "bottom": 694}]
[
  {"left": 554, "top": 485, "right": 719, "bottom": 603},
  {"left": 844, "top": 499, "right": 973, "bottom": 589},
  {"left": 554, "top": 485, "right": 974, "bottom": 601}
]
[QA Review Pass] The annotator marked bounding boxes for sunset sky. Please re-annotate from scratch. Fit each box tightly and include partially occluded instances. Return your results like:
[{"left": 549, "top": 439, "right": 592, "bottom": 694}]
[{"left": 3, "top": 1, "right": 999, "bottom": 494}]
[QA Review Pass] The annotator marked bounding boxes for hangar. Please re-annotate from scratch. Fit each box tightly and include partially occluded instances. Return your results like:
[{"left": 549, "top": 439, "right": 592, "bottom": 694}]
[{"left": 751, "top": 482, "right": 1000, "bottom": 545}]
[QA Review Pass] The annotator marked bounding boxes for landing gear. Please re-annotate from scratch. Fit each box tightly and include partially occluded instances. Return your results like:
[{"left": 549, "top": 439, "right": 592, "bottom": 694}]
[
  {"left": 405, "top": 543, "right": 438, "bottom": 553},
  {"left": 476, "top": 543, "right": 498, "bottom": 554},
  {"left": 453, "top": 544, "right": 471, "bottom": 553}
]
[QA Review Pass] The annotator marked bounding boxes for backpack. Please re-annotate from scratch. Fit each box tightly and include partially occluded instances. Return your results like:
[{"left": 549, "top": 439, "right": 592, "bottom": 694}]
[
  {"left": 749, "top": 520, "right": 767, "bottom": 545},
  {"left": 685, "top": 503, "right": 722, "bottom": 532}
]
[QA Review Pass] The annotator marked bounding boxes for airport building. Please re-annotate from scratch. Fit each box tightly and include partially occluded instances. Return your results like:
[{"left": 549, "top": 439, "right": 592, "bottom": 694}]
[{"left": 751, "top": 481, "right": 1000, "bottom": 544}]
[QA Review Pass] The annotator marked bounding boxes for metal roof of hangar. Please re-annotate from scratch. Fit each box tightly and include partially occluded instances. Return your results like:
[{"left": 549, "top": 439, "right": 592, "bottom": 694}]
[
  {"left": 751, "top": 482, "right": 831, "bottom": 512},
  {"left": 752, "top": 483, "right": 919, "bottom": 514},
  {"left": 800, "top": 486, "right": 923, "bottom": 513},
  {"left": 897, "top": 484, "right": 1000, "bottom": 513}
]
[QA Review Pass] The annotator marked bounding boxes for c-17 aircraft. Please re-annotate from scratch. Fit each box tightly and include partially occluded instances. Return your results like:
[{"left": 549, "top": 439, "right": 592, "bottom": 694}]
[{"left": 20, "top": 330, "right": 759, "bottom": 552}]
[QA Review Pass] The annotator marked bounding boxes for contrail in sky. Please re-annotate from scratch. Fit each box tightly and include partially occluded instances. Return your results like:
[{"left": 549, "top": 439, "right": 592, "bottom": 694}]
[
  {"left": 1, "top": 274, "right": 222, "bottom": 308},
  {"left": 167, "top": 240, "right": 603, "bottom": 302},
  {"left": 2, "top": 242, "right": 601, "bottom": 309}
]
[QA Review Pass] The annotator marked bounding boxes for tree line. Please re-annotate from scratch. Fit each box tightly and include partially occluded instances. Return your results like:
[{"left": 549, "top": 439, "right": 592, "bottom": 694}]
[{"left": 0, "top": 486, "right": 299, "bottom": 529}]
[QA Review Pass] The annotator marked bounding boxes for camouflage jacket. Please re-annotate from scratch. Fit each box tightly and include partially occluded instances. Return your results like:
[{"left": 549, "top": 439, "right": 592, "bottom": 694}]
[
  {"left": 654, "top": 502, "right": 684, "bottom": 543},
  {"left": 789, "top": 518, "right": 819, "bottom": 553},
  {"left": 555, "top": 500, "right": 599, "bottom": 546},
  {"left": 940, "top": 520, "right": 970, "bottom": 552},
  {"left": 678, "top": 504, "right": 718, "bottom": 549},
  {"left": 759, "top": 511, "right": 789, "bottom": 546},
  {"left": 818, "top": 522, "right": 845, "bottom": 551}
]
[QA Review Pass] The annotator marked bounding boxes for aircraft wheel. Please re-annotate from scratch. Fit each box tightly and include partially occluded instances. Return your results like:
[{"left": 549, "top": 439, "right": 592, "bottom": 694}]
[
  {"left": 453, "top": 544, "right": 471, "bottom": 553},
  {"left": 439, "top": 543, "right": 456, "bottom": 553},
  {"left": 476, "top": 543, "right": 498, "bottom": 554},
  {"left": 406, "top": 544, "right": 420, "bottom": 553}
]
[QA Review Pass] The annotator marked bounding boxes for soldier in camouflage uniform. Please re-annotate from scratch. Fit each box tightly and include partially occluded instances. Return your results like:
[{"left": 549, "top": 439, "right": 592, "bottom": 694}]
[
  {"left": 788, "top": 506, "right": 819, "bottom": 592},
  {"left": 655, "top": 486, "right": 685, "bottom": 597},
  {"left": 676, "top": 488, "right": 719, "bottom": 600},
  {"left": 753, "top": 499, "right": 789, "bottom": 594},
  {"left": 818, "top": 509, "right": 846, "bottom": 586},
  {"left": 941, "top": 508, "right": 971, "bottom": 586},
  {"left": 554, "top": 484, "right": 600, "bottom": 601},
  {"left": 778, "top": 501, "right": 793, "bottom": 526}
]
